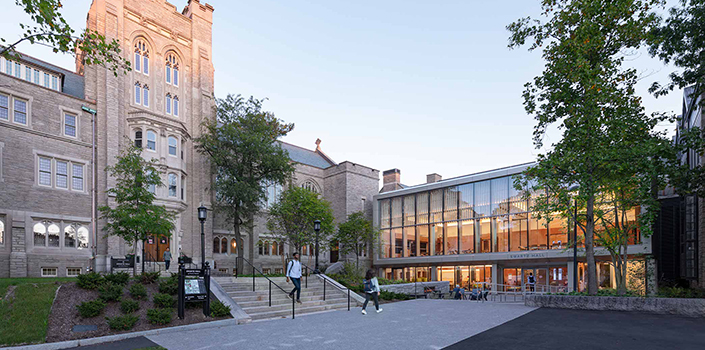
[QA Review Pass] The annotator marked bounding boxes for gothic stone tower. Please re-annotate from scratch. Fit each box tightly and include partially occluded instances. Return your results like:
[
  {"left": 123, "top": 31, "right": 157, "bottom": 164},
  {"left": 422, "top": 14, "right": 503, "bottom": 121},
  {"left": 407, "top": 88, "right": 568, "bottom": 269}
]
[{"left": 81, "top": 0, "right": 215, "bottom": 272}]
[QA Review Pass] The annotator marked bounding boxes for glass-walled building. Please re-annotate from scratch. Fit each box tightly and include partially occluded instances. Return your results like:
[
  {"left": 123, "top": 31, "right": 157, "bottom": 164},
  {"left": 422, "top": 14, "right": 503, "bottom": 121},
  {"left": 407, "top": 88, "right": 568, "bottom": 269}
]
[{"left": 373, "top": 163, "right": 651, "bottom": 293}]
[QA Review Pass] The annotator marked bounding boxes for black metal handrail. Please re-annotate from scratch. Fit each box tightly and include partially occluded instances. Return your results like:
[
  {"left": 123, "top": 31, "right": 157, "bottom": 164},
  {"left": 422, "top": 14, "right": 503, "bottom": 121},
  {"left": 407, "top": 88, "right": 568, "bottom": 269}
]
[
  {"left": 236, "top": 256, "right": 299, "bottom": 317},
  {"left": 286, "top": 258, "right": 353, "bottom": 312}
]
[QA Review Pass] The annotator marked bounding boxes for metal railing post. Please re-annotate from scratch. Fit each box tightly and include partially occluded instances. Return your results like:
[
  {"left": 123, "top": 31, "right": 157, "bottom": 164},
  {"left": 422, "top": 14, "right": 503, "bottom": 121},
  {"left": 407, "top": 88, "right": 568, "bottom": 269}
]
[
  {"left": 269, "top": 280, "right": 272, "bottom": 307},
  {"left": 348, "top": 288, "right": 350, "bottom": 311},
  {"left": 292, "top": 293, "right": 295, "bottom": 319},
  {"left": 305, "top": 267, "right": 308, "bottom": 288},
  {"left": 252, "top": 269, "right": 255, "bottom": 292},
  {"left": 323, "top": 278, "right": 326, "bottom": 301}
]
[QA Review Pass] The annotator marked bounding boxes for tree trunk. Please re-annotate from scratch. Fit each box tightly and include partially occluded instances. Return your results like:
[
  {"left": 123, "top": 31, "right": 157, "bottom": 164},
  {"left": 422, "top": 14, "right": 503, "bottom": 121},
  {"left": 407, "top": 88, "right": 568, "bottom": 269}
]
[
  {"left": 234, "top": 220, "right": 243, "bottom": 275},
  {"left": 585, "top": 194, "right": 598, "bottom": 295},
  {"left": 133, "top": 237, "right": 138, "bottom": 276},
  {"left": 141, "top": 238, "right": 146, "bottom": 275}
]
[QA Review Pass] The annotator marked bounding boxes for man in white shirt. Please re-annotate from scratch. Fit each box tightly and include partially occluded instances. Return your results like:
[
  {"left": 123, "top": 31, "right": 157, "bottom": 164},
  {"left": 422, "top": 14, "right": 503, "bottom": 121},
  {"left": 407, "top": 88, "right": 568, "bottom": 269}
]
[{"left": 286, "top": 252, "right": 303, "bottom": 303}]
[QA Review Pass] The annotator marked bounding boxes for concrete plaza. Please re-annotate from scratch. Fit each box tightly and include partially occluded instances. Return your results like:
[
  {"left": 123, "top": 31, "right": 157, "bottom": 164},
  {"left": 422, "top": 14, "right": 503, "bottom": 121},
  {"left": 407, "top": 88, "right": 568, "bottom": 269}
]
[{"left": 146, "top": 300, "right": 536, "bottom": 350}]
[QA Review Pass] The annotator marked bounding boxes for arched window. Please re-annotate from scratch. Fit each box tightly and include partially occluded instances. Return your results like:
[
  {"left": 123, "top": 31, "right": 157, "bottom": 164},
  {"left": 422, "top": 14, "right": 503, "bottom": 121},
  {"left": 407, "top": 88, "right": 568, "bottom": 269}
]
[
  {"left": 134, "top": 130, "right": 143, "bottom": 148},
  {"left": 279, "top": 242, "right": 284, "bottom": 256},
  {"left": 33, "top": 222, "right": 46, "bottom": 246},
  {"left": 48, "top": 223, "right": 60, "bottom": 247},
  {"left": 168, "top": 136, "right": 177, "bottom": 156},
  {"left": 302, "top": 245, "right": 308, "bottom": 256},
  {"left": 221, "top": 237, "right": 228, "bottom": 254},
  {"left": 134, "top": 40, "right": 149, "bottom": 75},
  {"left": 173, "top": 96, "right": 179, "bottom": 117},
  {"left": 271, "top": 241, "right": 278, "bottom": 256},
  {"left": 134, "top": 82, "right": 141, "bottom": 105},
  {"left": 301, "top": 180, "right": 319, "bottom": 193},
  {"left": 230, "top": 238, "right": 237, "bottom": 254},
  {"left": 168, "top": 173, "right": 177, "bottom": 197},
  {"left": 0, "top": 220, "right": 4, "bottom": 245},
  {"left": 77, "top": 226, "right": 89, "bottom": 249},
  {"left": 64, "top": 224, "right": 76, "bottom": 248},
  {"left": 142, "top": 85, "right": 149, "bottom": 107},
  {"left": 166, "top": 94, "right": 172, "bottom": 114},
  {"left": 166, "top": 53, "right": 179, "bottom": 86},
  {"left": 213, "top": 237, "right": 220, "bottom": 254},
  {"left": 258, "top": 240, "right": 264, "bottom": 255},
  {"left": 264, "top": 240, "right": 270, "bottom": 255},
  {"left": 146, "top": 130, "right": 156, "bottom": 151}
]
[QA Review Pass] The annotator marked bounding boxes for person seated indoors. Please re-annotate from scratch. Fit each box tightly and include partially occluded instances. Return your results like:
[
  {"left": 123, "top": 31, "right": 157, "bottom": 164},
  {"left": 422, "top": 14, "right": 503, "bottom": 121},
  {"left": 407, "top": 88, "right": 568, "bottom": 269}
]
[{"left": 451, "top": 284, "right": 464, "bottom": 299}]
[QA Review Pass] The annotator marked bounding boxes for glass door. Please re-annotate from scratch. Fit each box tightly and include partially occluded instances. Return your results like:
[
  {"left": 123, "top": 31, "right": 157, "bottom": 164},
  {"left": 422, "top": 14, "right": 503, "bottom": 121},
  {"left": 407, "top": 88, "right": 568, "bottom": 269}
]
[{"left": 523, "top": 268, "right": 548, "bottom": 292}]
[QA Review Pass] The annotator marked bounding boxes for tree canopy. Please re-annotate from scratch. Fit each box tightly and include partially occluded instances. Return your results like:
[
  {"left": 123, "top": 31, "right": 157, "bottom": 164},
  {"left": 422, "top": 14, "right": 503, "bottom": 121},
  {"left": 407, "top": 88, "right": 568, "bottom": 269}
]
[{"left": 335, "top": 211, "right": 378, "bottom": 267}]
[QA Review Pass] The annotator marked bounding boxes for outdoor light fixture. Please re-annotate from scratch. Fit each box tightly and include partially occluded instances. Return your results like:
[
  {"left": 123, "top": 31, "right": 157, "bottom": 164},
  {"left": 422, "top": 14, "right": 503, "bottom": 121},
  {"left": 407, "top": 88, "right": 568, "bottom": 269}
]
[
  {"left": 314, "top": 220, "right": 321, "bottom": 232},
  {"left": 198, "top": 206, "right": 208, "bottom": 269},
  {"left": 313, "top": 220, "right": 321, "bottom": 274},
  {"left": 198, "top": 206, "right": 208, "bottom": 222}
]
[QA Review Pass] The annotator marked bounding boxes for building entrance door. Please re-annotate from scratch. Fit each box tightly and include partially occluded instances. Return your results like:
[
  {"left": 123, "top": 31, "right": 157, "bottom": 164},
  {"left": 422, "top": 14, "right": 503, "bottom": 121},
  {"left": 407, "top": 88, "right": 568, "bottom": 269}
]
[
  {"left": 145, "top": 235, "right": 169, "bottom": 262},
  {"left": 330, "top": 241, "right": 339, "bottom": 263},
  {"left": 523, "top": 268, "right": 547, "bottom": 292}
]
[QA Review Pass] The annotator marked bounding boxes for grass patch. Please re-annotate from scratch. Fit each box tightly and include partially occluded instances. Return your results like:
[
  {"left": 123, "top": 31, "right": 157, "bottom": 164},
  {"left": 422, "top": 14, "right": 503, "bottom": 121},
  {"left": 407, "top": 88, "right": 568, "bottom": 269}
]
[{"left": 0, "top": 278, "right": 75, "bottom": 346}]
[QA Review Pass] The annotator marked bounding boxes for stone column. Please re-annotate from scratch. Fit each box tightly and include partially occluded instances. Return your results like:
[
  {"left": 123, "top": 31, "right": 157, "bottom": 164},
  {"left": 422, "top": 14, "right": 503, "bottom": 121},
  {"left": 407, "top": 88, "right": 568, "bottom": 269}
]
[
  {"left": 567, "top": 261, "right": 575, "bottom": 292},
  {"left": 491, "top": 264, "right": 498, "bottom": 291},
  {"left": 9, "top": 216, "right": 27, "bottom": 277}
]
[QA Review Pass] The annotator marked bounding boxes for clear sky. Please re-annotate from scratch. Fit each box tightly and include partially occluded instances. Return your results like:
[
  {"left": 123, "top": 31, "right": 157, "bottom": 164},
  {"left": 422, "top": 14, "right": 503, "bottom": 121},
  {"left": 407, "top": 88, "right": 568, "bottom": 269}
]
[{"left": 0, "top": 0, "right": 683, "bottom": 188}]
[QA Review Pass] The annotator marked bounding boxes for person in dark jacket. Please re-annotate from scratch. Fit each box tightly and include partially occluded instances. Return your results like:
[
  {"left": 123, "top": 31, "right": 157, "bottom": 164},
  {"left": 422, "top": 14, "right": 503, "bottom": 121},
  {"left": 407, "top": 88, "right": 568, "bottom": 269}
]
[{"left": 163, "top": 247, "right": 172, "bottom": 271}]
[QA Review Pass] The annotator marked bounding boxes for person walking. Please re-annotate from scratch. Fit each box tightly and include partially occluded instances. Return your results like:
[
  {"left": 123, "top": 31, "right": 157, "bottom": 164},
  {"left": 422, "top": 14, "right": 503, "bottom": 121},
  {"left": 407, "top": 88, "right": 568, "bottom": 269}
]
[
  {"left": 361, "top": 269, "right": 382, "bottom": 315},
  {"left": 286, "top": 252, "right": 303, "bottom": 304},
  {"left": 163, "top": 247, "right": 172, "bottom": 271},
  {"left": 527, "top": 272, "right": 536, "bottom": 293}
]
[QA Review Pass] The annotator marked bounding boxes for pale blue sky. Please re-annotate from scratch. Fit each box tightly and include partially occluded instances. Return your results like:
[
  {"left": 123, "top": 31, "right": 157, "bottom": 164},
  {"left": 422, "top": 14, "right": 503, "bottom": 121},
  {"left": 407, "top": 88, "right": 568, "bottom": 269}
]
[{"left": 1, "top": 0, "right": 682, "bottom": 187}]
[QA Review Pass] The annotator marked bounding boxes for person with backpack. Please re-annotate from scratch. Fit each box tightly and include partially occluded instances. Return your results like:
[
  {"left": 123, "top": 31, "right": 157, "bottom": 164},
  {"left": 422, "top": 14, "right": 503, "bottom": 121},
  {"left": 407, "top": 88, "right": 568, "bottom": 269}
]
[
  {"left": 362, "top": 269, "right": 382, "bottom": 315},
  {"left": 527, "top": 272, "right": 536, "bottom": 292},
  {"left": 286, "top": 252, "right": 302, "bottom": 304}
]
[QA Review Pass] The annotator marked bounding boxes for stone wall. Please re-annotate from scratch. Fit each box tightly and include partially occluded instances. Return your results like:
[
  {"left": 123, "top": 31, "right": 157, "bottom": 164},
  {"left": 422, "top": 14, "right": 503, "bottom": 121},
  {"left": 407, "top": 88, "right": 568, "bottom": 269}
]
[
  {"left": 525, "top": 294, "right": 705, "bottom": 317},
  {"left": 380, "top": 281, "right": 450, "bottom": 295}
]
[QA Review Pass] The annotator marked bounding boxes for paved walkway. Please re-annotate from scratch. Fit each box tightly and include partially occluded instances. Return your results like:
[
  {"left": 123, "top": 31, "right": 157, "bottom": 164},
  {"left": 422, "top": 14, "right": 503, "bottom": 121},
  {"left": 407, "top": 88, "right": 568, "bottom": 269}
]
[
  {"left": 147, "top": 300, "right": 535, "bottom": 350},
  {"left": 445, "top": 308, "right": 705, "bottom": 350}
]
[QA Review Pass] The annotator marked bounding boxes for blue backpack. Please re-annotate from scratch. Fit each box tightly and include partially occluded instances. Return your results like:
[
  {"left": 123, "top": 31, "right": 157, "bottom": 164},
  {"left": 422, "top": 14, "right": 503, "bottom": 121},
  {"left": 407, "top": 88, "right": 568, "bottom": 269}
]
[{"left": 363, "top": 279, "right": 374, "bottom": 293}]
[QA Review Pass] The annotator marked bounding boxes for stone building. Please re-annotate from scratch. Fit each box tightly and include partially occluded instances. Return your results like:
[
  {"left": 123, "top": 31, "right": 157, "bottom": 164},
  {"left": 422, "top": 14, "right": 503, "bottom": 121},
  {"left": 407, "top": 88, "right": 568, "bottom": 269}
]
[{"left": 0, "top": 0, "right": 379, "bottom": 278}]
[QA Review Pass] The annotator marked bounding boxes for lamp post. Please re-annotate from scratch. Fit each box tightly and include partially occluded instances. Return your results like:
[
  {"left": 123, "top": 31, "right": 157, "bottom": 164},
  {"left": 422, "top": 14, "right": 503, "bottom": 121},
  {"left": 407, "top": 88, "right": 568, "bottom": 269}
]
[
  {"left": 567, "top": 184, "right": 579, "bottom": 292},
  {"left": 198, "top": 206, "right": 207, "bottom": 270},
  {"left": 313, "top": 220, "right": 321, "bottom": 274},
  {"left": 81, "top": 105, "right": 97, "bottom": 272}
]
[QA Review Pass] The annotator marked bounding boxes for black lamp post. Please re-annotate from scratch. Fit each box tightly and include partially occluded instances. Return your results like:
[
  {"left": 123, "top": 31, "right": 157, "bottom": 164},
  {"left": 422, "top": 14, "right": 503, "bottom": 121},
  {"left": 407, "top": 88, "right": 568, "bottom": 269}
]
[
  {"left": 313, "top": 220, "right": 321, "bottom": 274},
  {"left": 198, "top": 206, "right": 207, "bottom": 270},
  {"left": 567, "top": 184, "right": 579, "bottom": 293}
]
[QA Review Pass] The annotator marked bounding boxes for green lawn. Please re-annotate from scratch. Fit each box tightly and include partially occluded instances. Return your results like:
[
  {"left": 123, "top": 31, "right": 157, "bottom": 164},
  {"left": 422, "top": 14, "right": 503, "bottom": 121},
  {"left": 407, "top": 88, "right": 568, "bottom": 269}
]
[{"left": 0, "top": 278, "right": 76, "bottom": 346}]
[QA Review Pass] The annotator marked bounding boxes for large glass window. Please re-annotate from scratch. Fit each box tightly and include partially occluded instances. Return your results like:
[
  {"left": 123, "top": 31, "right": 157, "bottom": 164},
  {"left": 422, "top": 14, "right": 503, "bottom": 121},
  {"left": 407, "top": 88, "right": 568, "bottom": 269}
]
[
  {"left": 474, "top": 180, "right": 491, "bottom": 217},
  {"left": 168, "top": 136, "right": 177, "bottom": 156},
  {"left": 380, "top": 199, "right": 390, "bottom": 228},
  {"left": 437, "top": 266, "right": 455, "bottom": 288},
  {"left": 168, "top": 173, "right": 177, "bottom": 197},
  {"left": 417, "top": 192, "right": 429, "bottom": 224},
  {"left": 495, "top": 216, "right": 509, "bottom": 252},
  {"left": 508, "top": 175, "right": 527, "bottom": 213},
  {"left": 460, "top": 220, "right": 474, "bottom": 254},
  {"left": 430, "top": 189, "right": 443, "bottom": 222},
  {"left": 391, "top": 197, "right": 402, "bottom": 227},
  {"left": 381, "top": 229, "right": 391, "bottom": 258},
  {"left": 55, "top": 160, "right": 68, "bottom": 189},
  {"left": 405, "top": 226, "right": 416, "bottom": 257},
  {"left": 491, "top": 177, "right": 509, "bottom": 216},
  {"left": 529, "top": 215, "right": 548, "bottom": 250},
  {"left": 510, "top": 213, "right": 529, "bottom": 251},
  {"left": 504, "top": 268, "right": 523, "bottom": 291},
  {"left": 146, "top": 130, "right": 156, "bottom": 151},
  {"left": 393, "top": 228, "right": 403, "bottom": 258},
  {"left": 445, "top": 221, "right": 458, "bottom": 254},
  {"left": 33, "top": 222, "right": 46, "bottom": 246},
  {"left": 444, "top": 186, "right": 458, "bottom": 221},
  {"left": 47, "top": 223, "right": 60, "bottom": 247},
  {"left": 432, "top": 223, "right": 443, "bottom": 255},
  {"left": 549, "top": 267, "right": 568, "bottom": 291},
  {"left": 478, "top": 218, "right": 492, "bottom": 253},
  {"left": 418, "top": 225, "right": 429, "bottom": 256},
  {"left": 548, "top": 216, "right": 567, "bottom": 249},
  {"left": 459, "top": 183, "right": 474, "bottom": 219},
  {"left": 64, "top": 225, "right": 76, "bottom": 248},
  {"left": 0, "top": 94, "right": 8, "bottom": 120},
  {"left": 403, "top": 195, "right": 415, "bottom": 226}
]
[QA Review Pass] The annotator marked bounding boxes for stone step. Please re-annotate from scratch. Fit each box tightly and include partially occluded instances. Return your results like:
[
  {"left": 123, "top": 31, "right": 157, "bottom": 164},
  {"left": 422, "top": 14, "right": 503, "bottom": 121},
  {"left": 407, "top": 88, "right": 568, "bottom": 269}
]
[
  {"left": 242, "top": 298, "right": 348, "bottom": 314},
  {"left": 237, "top": 295, "right": 348, "bottom": 308},
  {"left": 231, "top": 292, "right": 343, "bottom": 304},
  {"left": 249, "top": 302, "right": 349, "bottom": 321}
]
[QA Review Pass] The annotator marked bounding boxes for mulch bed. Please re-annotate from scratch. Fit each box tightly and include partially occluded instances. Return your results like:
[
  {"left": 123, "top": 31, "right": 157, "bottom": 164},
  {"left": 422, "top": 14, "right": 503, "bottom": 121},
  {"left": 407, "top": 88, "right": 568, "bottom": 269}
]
[{"left": 46, "top": 280, "right": 229, "bottom": 343}]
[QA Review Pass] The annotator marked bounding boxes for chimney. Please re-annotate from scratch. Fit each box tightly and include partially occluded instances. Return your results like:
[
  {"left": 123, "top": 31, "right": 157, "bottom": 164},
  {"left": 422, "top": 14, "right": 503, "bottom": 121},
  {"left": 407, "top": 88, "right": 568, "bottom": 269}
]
[
  {"left": 426, "top": 173, "right": 442, "bottom": 184},
  {"left": 381, "top": 169, "right": 401, "bottom": 193}
]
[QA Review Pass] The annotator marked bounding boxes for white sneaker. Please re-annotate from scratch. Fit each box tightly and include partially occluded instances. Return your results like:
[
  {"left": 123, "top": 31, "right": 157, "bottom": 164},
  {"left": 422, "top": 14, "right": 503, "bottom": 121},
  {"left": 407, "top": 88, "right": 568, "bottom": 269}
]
[
  {"left": 361, "top": 309, "right": 367, "bottom": 315},
  {"left": 376, "top": 308, "right": 383, "bottom": 313}
]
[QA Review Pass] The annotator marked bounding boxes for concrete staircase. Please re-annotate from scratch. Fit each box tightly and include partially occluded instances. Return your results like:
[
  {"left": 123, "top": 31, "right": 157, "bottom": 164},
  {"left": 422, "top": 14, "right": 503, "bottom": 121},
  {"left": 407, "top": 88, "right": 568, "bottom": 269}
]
[{"left": 213, "top": 276, "right": 354, "bottom": 321}]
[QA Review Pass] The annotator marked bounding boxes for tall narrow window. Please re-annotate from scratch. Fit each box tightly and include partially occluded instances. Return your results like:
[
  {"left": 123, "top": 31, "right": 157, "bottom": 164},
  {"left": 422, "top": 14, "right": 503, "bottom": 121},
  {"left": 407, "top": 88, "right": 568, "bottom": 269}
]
[
  {"left": 5, "top": 60, "right": 11, "bottom": 75},
  {"left": 135, "top": 51, "right": 141, "bottom": 72},
  {"left": 134, "top": 130, "right": 143, "bottom": 148},
  {"left": 146, "top": 170, "right": 156, "bottom": 194},
  {"left": 14, "top": 98, "right": 27, "bottom": 124},
  {"left": 165, "top": 94, "right": 171, "bottom": 114},
  {"left": 72, "top": 164, "right": 84, "bottom": 191},
  {"left": 0, "top": 94, "right": 8, "bottom": 120},
  {"left": 166, "top": 53, "right": 179, "bottom": 86},
  {"left": 39, "top": 157, "right": 52, "bottom": 186},
  {"left": 34, "top": 69, "right": 39, "bottom": 84},
  {"left": 146, "top": 130, "right": 156, "bottom": 151},
  {"left": 168, "top": 136, "right": 177, "bottom": 156},
  {"left": 25, "top": 66, "right": 31, "bottom": 81},
  {"left": 0, "top": 220, "right": 4, "bottom": 245},
  {"left": 173, "top": 97, "right": 179, "bottom": 117},
  {"left": 134, "top": 40, "right": 149, "bottom": 75},
  {"left": 77, "top": 226, "right": 89, "bottom": 248},
  {"left": 135, "top": 83, "right": 141, "bottom": 105},
  {"left": 55, "top": 160, "right": 68, "bottom": 189},
  {"left": 166, "top": 65, "right": 171, "bottom": 84},
  {"left": 168, "top": 173, "right": 177, "bottom": 197},
  {"left": 51, "top": 76, "right": 58, "bottom": 90},
  {"left": 143, "top": 54, "right": 149, "bottom": 75},
  {"left": 33, "top": 222, "right": 46, "bottom": 246},
  {"left": 173, "top": 67, "right": 179, "bottom": 86},
  {"left": 64, "top": 225, "right": 76, "bottom": 248},
  {"left": 64, "top": 114, "right": 76, "bottom": 137},
  {"left": 143, "top": 85, "right": 149, "bottom": 107},
  {"left": 14, "top": 62, "right": 20, "bottom": 78},
  {"left": 44, "top": 72, "right": 49, "bottom": 87}
]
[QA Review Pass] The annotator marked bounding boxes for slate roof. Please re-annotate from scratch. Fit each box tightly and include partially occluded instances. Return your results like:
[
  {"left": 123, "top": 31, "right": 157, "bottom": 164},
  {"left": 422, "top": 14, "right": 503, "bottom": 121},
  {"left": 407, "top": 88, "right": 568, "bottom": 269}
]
[
  {"left": 18, "top": 52, "right": 85, "bottom": 99},
  {"left": 278, "top": 141, "right": 336, "bottom": 169}
]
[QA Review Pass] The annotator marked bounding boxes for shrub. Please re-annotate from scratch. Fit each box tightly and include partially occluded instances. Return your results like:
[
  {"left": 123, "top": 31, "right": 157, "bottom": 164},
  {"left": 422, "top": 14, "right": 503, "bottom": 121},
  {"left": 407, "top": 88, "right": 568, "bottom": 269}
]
[
  {"left": 104, "top": 272, "right": 131, "bottom": 286},
  {"left": 120, "top": 299, "right": 140, "bottom": 314},
  {"left": 106, "top": 314, "right": 139, "bottom": 330},
  {"left": 138, "top": 271, "right": 161, "bottom": 284},
  {"left": 77, "top": 299, "right": 106, "bottom": 318},
  {"left": 129, "top": 283, "right": 147, "bottom": 300},
  {"left": 210, "top": 300, "right": 231, "bottom": 317},
  {"left": 77, "top": 272, "right": 104, "bottom": 290},
  {"left": 657, "top": 286, "right": 705, "bottom": 299},
  {"left": 159, "top": 276, "right": 178, "bottom": 295},
  {"left": 98, "top": 282, "right": 124, "bottom": 302},
  {"left": 379, "top": 290, "right": 410, "bottom": 301},
  {"left": 147, "top": 308, "right": 172, "bottom": 325},
  {"left": 153, "top": 293, "right": 175, "bottom": 308}
]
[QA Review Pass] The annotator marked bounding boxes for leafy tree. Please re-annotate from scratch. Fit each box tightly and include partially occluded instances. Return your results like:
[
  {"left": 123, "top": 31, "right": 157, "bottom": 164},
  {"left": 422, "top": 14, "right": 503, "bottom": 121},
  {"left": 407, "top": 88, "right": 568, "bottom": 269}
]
[
  {"left": 266, "top": 186, "right": 335, "bottom": 262},
  {"left": 335, "top": 211, "right": 379, "bottom": 268},
  {"left": 508, "top": 0, "right": 666, "bottom": 294},
  {"left": 195, "top": 94, "right": 295, "bottom": 274},
  {"left": 98, "top": 144, "right": 176, "bottom": 275},
  {"left": 1, "top": 0, "right": 129, "bottom": 75}
]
